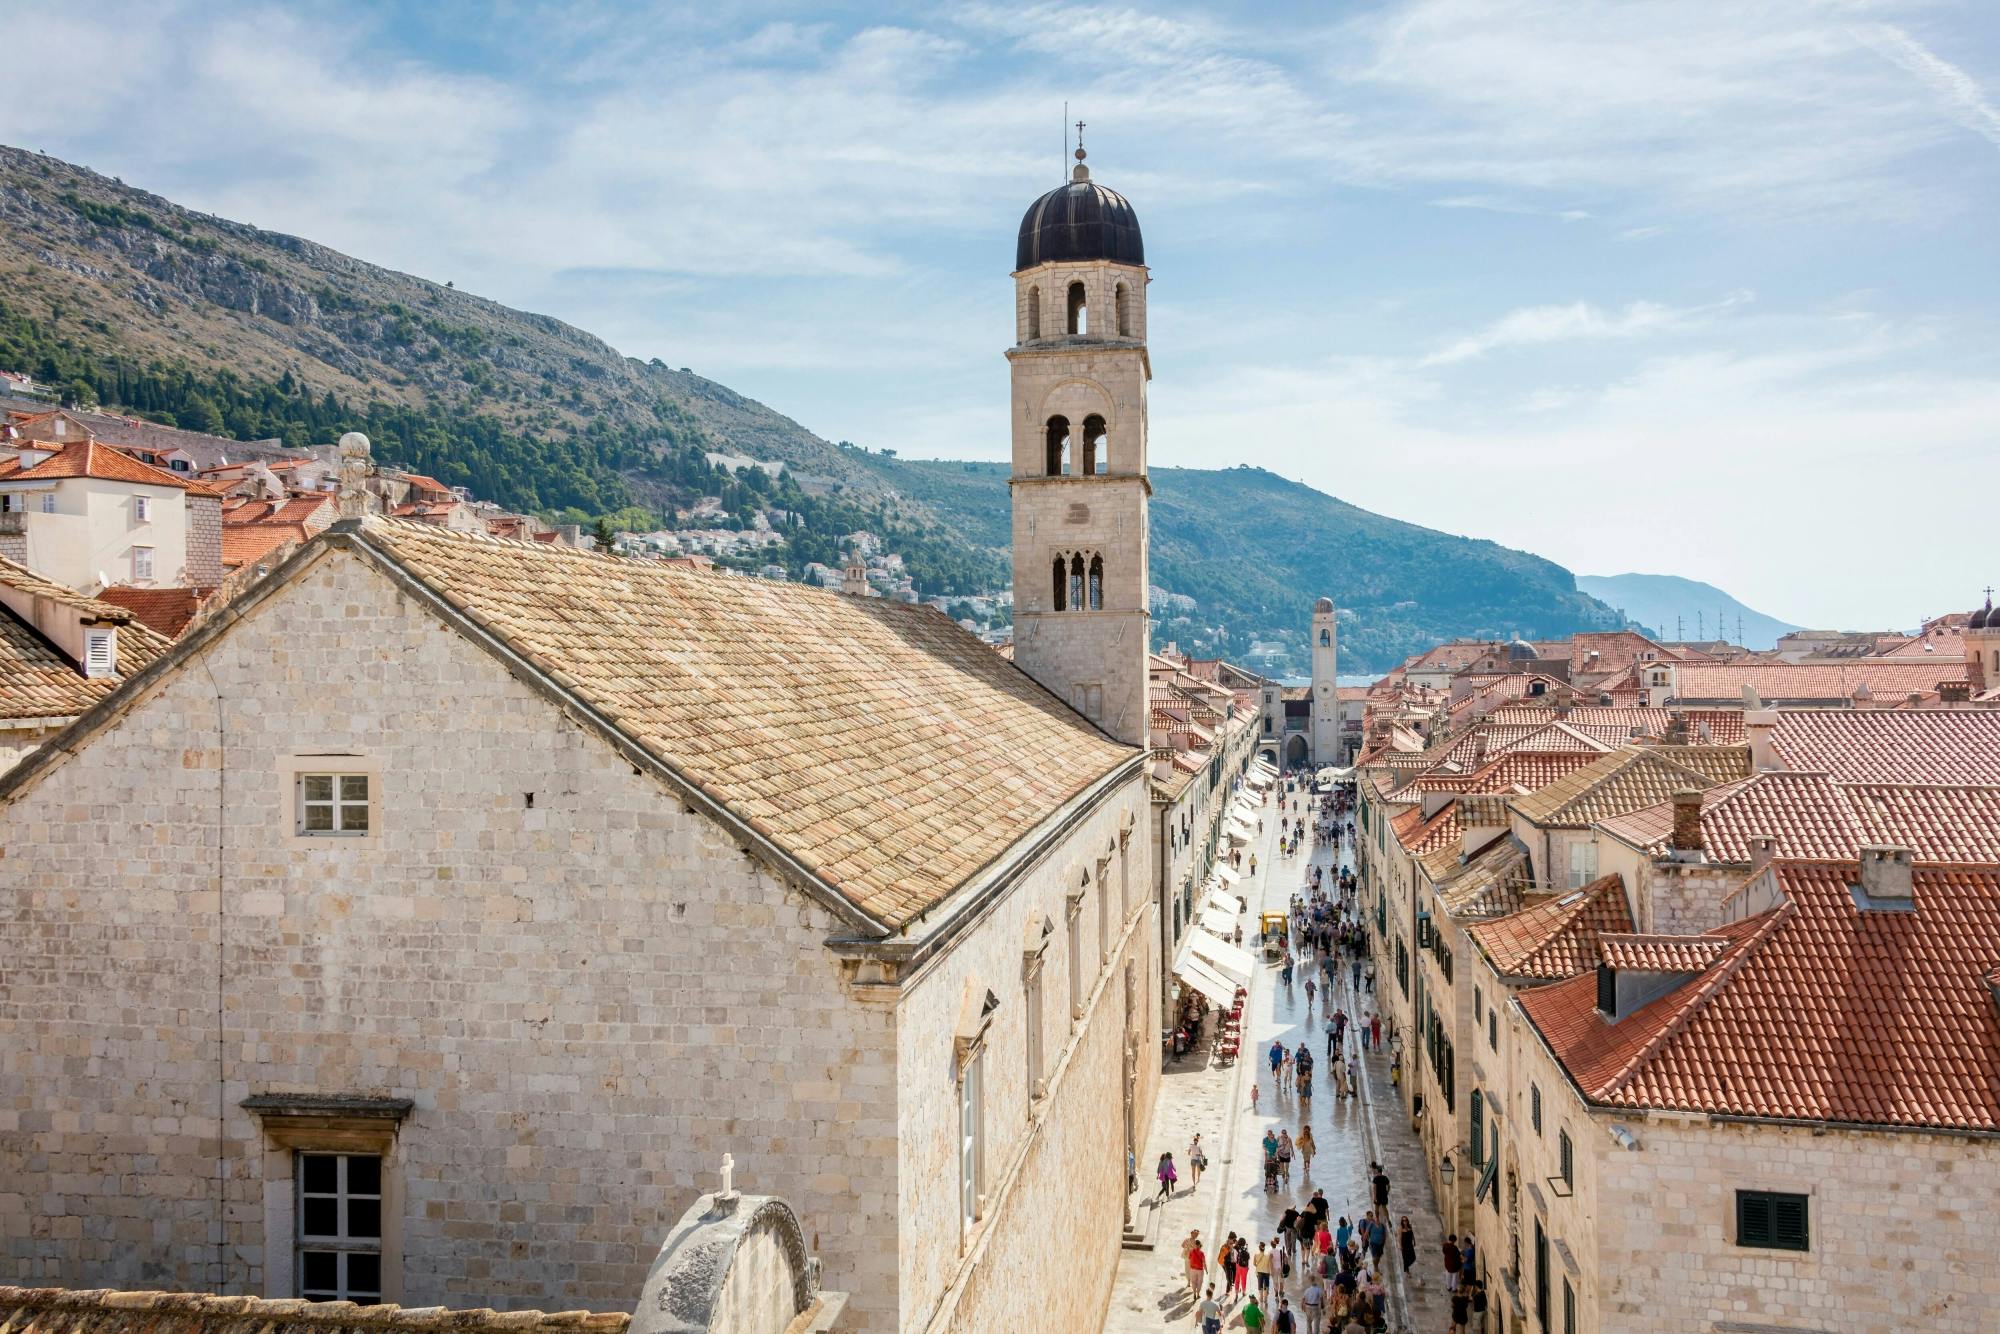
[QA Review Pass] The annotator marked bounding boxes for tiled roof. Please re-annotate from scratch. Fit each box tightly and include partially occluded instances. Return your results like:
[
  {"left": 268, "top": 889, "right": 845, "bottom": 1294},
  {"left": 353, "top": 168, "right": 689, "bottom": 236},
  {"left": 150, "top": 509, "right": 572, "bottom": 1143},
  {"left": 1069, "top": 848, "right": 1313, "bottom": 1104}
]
[
  {"left": 11, "top": 439, "right": 225, "bottom": 496},
  {"left": 0, "top": 1286, "right": 627, "bottom": 1334},
  {"left": 1508, "top": 744, "right": 1750, "bottom": 827},
  {"left": 1769, "top": 711, "right": 2000, "bottom": 785},
  {"left": 95, "top": 585, "right": 214, "bottom": 639},
  {"left": 1596, "top": 932, "right": 1731, "bottom": 972},
  {"left": 1674, "top": 661, "right": 1966, "bottom": 703},
  {"left": 1680, "top": 709, "right": 1746, "bottom": 745},
  {"left": 1412, "top": 749, "right": 1602, "bottom": 797},
  {"left": 1466, "top": 874, "right": 1635, "bottom": 980},
  {"left": 0, "top": 557, "right": 170, "bottom": 719},
  {"left": 1598, "top": 771, "right": 2000, "bottom": 865},
  {"left": 220, "top": 522, "right": 310, "bottom": 569},
  {"left": 225, "top": 494, "right": 333, "bottom": 526},
  {"left": 352, "top": 519, "right": 1134, "bottom": 930},
  {"left": 1520, "top": 862, "right": 2000, "bottom": 1131},
  {"left": 1562, "top": 631, "right": 1680, "bottom": 673},
  {"left": 1437, "top": 841, "right": 1531, "bottom": 919}
]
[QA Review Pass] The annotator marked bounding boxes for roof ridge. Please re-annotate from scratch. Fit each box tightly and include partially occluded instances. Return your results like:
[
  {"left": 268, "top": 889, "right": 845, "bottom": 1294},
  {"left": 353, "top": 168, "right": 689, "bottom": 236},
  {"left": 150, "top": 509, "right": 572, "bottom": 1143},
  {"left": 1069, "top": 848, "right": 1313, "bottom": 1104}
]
[{"left": 1595, "top": 903, "right": 1788, "bottom": 1099}]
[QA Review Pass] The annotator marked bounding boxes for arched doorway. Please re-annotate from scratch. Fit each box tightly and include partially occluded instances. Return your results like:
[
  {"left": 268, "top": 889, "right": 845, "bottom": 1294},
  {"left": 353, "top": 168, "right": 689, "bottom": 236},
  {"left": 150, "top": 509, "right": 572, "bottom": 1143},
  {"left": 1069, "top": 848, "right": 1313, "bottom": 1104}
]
[{"left": 1285, "top": 735, "right": 1309, "bottom": 768}]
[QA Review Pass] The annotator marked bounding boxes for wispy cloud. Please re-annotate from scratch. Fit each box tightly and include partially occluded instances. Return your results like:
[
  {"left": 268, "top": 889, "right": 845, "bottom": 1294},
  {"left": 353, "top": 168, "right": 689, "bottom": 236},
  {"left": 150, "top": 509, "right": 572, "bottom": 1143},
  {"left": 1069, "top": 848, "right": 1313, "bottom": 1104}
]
[
  {"left": 1857, "top": 22, "right": 2000, "bottom": 150},
  {"left": 1419, "top": 291, "right": 1752, "bottom": 367}
]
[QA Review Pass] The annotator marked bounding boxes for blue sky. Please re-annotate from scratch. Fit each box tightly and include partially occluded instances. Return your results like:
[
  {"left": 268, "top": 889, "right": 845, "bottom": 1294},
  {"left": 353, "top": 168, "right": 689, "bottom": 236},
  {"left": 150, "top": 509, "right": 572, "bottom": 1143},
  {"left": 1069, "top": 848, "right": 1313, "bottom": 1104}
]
[{"left": 7, "top": 1, "right": 1999, "bottom": 630}]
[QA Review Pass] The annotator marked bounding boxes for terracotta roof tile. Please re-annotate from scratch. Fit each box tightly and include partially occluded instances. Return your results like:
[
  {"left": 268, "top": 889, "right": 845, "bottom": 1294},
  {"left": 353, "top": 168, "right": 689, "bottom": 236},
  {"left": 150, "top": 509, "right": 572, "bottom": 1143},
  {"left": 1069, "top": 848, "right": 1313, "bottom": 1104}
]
[
  {"left": 1596, "top": 932, "right": 1732, "bottom": 972},
  {"left": 1520, "top": 862, "right": 2000, "bottom": 1131},
  {"left": 1770, "top": 711, "right": 2000, "bottom": 785},
  {"left": 0, "top": 557, "right": 170, "bottom": 719},
  {"left": 12, "top": 439, "right": 227, "bottom": 496},
  {"left": 1508, "top": 745, "right": 1750, "bottom": 827},
  {"left": 1466, "top": 873, "right": 1635, "bottom": 979},
  {"left": 95, "top": 586, "right": 215, "bottom": 639},
  {"left": 220, "top": 522, "right": 309, "bottom": 570},
  {"left": 1675, "top": 661, "right": 1966, "bottom": 703},
  {"left": 352, "top": 519, "right": 1134, "bottom": 930}
]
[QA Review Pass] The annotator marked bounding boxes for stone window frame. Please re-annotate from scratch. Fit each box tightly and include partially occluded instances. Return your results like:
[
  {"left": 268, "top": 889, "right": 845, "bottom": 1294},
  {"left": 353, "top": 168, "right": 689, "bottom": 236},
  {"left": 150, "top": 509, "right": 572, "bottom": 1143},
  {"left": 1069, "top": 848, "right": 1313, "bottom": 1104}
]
[
  {"left": 283, "top": 754, "right": 381, "bottom": 844},
  {"left": 242, "top": 1094, "right": 412, "bottom": 1302},
  {"left": 296, "top": 1151, "right": 385, "bottom": 1301},
  {"left": 1734, "top": 1188, "right": 1811, "bottom": 1253}
]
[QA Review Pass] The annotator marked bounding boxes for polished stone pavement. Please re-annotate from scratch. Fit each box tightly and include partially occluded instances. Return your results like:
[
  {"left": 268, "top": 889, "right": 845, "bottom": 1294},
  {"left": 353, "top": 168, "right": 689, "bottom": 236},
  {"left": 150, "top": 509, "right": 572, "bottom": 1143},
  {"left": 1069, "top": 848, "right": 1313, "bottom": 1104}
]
[{"left": 1103, "top": 782, "right": 1451, "bottom": 1333}]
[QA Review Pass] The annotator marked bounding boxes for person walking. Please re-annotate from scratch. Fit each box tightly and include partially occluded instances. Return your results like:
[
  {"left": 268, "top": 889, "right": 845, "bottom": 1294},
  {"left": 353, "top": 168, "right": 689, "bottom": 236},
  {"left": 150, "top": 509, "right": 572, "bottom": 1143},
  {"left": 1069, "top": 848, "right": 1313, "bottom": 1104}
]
[
  {"left": 1366, "top": 1216, "right": 1387, "bottom": 1271},
  {"left": 1220, "top": 1232, "right": 1240, "bottom": 1299},
  {"left": 1369, "top": 1013, "right": 1381, "bottom": 1049},
  {"left": 1235, "top": 1237, "right": 1252, "bottom": 1300},
  {"left": 1371, "top": 1164, "right": 1391, "bottom": 1213},
  {"left": 1197, "top": 1285, "right": 1222, "bottom": 1334},
  {"left": 1398, "top": 1217, "right": 1418, "bottom": 1289},
  {"left": 1253, "top": 1240, "right": 1273, "bottom": 1301},
  {"left": 1297, "top": 1124, "right": 1316, "bottom": 1174},
  {"left": 1442, "top": 1233, "right": 1463, "bottom": 1292},
  {"left": 1157, "top": 1151, "right": 1178, "bottom": 1202},
  {"left": 1270, "top": 1038, "right": 1285, "bottom": 1081},
  {"left": 1450, "top": 1284, "right": 1471, "bottom": 1333},
  {"left": 1278, "top": 1130, "right": 1295, "bottom": 1187},
  {"left": 1324, "top": 1015, "right": 1339, "bottom": 1059},
  {"left": 1301, "top": 1278, "right": 1325, "bottom": 1334},
  {"left": 1188, "top": 1236, "right": 1208, "bottom": 1298},
  {"left": 1240, "top": 1293, "right": 1265, "bottom": 1334},
  {"left": 1188, "top": 1134, "right": 1207, "bottom": 1188}
]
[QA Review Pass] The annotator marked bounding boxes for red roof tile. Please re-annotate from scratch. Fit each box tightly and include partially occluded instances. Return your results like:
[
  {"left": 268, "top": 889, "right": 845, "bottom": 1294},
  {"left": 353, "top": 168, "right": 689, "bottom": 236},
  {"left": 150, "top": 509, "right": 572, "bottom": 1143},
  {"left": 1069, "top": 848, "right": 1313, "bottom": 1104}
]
[
  {"left": 1521, "top": 861, "right": 2000, "bottom": 1131},
  {"left": 95, "top": 586, "right": 215, "bottom": 639},
  {"left": 1467, "top": 874, "right": 1635, "bottom": 980},
  {"left": 1770, "top": 711, "right": 2000, "bottom": 785},
  {"left": 220, "top": 523, "right": 309, "bottom": 570},
  {"left": 13, "top": 439, "right": 226, "bottom": 497},
  {"left": 1675, "top": 661, "right": 1966, "bottom": 703},
  {"left": 1596, "top": 932, "right": 1732, "bottom": 972}
]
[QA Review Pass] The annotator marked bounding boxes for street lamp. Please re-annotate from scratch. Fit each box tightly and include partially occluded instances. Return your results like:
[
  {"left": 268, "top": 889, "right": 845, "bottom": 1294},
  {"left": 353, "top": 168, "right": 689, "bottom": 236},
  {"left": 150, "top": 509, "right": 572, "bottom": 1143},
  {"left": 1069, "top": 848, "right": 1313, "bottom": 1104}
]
[{"left": 1439, "top": 1153, "right": 1456, "bottom": 1189}]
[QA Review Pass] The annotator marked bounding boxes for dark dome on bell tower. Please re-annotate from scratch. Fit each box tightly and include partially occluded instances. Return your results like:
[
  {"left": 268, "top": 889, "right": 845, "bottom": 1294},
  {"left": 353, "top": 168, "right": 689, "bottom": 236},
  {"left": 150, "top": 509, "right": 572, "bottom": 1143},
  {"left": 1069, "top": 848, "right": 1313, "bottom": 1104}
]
[{"left": 1016, "top": 151, "right": 1144, "bottom": 271}]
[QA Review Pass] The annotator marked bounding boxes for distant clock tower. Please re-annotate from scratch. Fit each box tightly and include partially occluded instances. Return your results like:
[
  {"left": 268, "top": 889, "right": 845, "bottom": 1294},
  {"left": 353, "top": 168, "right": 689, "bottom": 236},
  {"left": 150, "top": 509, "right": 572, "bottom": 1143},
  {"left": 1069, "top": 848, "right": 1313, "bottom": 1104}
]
[
  {"left": 1007, "top": 133, "right": 1151, "bottom": 745},
  {"left": 1311, "top": 596, "right": 1340, "bottom": 764}
]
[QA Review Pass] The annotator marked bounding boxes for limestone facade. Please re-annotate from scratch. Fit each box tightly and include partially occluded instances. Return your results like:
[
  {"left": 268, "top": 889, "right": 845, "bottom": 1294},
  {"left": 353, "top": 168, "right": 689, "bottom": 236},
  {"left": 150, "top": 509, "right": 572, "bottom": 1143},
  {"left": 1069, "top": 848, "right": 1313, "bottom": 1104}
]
[
  {"left": 1007, "top": 256, "right": 1151, "bottom": 748},
  {"left": 1310, "top": 599, "right": 1340, "bottom": 765},
  {"left": 0, "top": 544, "right": 1156, "bottom": 1334}
]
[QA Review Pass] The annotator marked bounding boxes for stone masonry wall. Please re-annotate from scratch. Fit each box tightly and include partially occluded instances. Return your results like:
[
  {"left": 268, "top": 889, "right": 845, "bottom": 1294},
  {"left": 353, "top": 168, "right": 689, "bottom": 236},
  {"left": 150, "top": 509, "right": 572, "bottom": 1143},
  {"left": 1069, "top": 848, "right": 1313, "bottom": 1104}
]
[
  {"left": 185, "top": 494, "right": 223, "bottom": 587},
  {"left": 894, "top": 780, "right": 1154, "bottom": 1333},
  {"left": 1597, "top": 1117, "right": 2000, "bottom": 1332},
  {"left": 0, "top": 547, "right": 900, "bottom": 1326}
]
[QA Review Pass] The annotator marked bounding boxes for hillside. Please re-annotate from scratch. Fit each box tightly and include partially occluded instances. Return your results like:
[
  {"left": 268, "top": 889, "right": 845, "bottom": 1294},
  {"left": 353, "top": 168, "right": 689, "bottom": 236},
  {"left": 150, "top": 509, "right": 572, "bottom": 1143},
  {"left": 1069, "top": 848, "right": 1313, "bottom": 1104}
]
[
  {"left": 850, "top": 456, "right": 1625, "bottom": 670},
  {"left": 0, "top": 143, "right": 1626, "bottom": 669},
  {"left": 1576, "top": 573, "right": 1802, "bottom": 650}
]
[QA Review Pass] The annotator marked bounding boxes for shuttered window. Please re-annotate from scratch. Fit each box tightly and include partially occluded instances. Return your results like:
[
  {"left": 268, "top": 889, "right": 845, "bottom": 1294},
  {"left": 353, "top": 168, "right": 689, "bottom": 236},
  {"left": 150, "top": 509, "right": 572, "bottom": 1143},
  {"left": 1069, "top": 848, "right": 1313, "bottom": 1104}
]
[{"left": 1737, "top": 1190, "right": 1809, "bottom": 1252}]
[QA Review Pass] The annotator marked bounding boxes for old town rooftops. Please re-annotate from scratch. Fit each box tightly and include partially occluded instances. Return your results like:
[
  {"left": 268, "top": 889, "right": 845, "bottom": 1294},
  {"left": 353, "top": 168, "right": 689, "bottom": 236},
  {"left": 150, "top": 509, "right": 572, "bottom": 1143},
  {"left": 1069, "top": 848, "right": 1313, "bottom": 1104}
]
[
  {"left": 1768, "top": 710, "right": 2000, "bottom": 785},
  {"left": 0, "top": 1286, "right": 628, "bottom": 1334},
  {"left": 1596, "top": 770, "right": 2000, "bottom": 865},
  {"left": 7, "top": 438, "right": 228, "bottom": 497},
  {"left": 1466, "top": 873, "right": 1635, "bottom": 980},
  {"left": 1507, "top": 744, "right": 1751, "bottom": 828},
  {"left": 0, "top": 556, "right": 170, "bottom": 719},
  {"left": 4, "top": 519, "right": 1138, "bottom": 934},
  {"left": 1518, "top": 859, "right": 2000, "bottom": 1132}
]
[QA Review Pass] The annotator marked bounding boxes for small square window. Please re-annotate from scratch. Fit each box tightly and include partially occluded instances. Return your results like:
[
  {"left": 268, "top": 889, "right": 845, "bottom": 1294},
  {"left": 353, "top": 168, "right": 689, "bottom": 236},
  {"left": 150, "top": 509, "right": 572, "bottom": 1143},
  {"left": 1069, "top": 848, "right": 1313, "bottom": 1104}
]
[
  {"left": 297, "top": 1152, "right": 383, "bottom": 1302},
  {"left": 298, "top": 772, "right": 371, "bottom": 835},
  {"left": 39, "top": 492, "right": 56, "bottom": 514},
  {"left": 1736, "top": 1189, "right": 1810, "bottom": 1252}
]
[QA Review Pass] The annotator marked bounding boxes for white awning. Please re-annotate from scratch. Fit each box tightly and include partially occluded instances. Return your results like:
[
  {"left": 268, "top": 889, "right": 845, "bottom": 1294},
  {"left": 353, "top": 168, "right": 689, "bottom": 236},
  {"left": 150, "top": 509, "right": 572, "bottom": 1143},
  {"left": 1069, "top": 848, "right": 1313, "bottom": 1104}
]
[
  {"left": 1184, "top": 929, "right": 1257, "bottom": 985},
  {"left": 1216, "top": 864, "right": 1242, "bottom": 886},
  {"left": 1245, "top": 771, "right": 1273, "bottom": 789},
  {"left": 1229, "top": 824, "right": 1252, "bottom": 844},
  {"left": 1174, "top": 956, "right": 1238, "bottom": 1007},
  {"left": 1199, "top": 905, "right": 1238, "bottom": 936},
  {"left": 1251, "top": 759, "right": 1278, "bottom": 778},
  {"left": 1204, "top": 888, "right": 1239, "bottom": 916},
  {"left": 1232, "top": 796, "right": 1260, "bottom": 819}
]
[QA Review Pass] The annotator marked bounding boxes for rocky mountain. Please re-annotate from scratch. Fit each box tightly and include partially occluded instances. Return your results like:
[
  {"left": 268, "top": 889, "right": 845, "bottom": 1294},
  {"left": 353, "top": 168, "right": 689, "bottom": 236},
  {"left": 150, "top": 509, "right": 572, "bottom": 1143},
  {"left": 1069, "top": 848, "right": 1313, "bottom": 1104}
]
[
  {"left": 1576, "top": 573, "right": 1802, "bottom": 651},
  {"left": 0, "top": 143, "right": 1627, "bottom": 670}
]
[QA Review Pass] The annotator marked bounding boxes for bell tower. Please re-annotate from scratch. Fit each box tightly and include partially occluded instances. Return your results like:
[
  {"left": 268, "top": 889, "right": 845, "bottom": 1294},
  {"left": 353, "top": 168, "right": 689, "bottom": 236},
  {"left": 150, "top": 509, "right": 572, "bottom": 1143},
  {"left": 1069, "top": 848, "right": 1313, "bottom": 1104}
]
[
  {"left": 1008, "top": 131, "right": 1151, "bottom": 745},
  {"left": 1311, "top": 596, "right": 1340, "bottom": 764}
]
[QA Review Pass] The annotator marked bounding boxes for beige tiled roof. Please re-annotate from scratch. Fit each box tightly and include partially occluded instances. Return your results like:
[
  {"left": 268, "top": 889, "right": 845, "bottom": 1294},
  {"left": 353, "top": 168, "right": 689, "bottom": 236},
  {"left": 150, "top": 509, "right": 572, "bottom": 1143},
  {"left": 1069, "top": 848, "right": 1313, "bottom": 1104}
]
[
  {"left": 1507, "top": 744, "right": 1750, "bottom": 827},
  {"left": 1769, "top": 711, "right": 2000, "bottom": 785},
  {"left": 354, "top": 520, "right": 1133, "bottom": 930},
  {"left": 0, "top": 556, "right": 169, "bottom": 720},
  {"left": 1466, "top": 873, "right": 1635, "bottom": 980},
  {"left": 1436, "top": 841, "right": 1531, "bottom": 919},
  {"left": 0, "top": 1286, "right": 626, "bottom": 1334}
]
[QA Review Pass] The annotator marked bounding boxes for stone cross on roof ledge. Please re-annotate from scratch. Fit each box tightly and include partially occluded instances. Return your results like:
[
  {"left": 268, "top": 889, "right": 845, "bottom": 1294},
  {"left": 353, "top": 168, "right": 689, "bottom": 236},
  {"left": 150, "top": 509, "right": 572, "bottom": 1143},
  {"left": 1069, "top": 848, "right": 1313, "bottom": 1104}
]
[{"left": 719, "top": 1152, "right": 737, "bottom": 1201}]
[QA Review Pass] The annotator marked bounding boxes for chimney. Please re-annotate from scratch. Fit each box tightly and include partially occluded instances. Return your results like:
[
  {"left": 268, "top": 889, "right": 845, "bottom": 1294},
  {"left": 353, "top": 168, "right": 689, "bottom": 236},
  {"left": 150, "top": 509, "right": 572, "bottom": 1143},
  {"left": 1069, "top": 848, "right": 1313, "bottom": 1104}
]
[
  {"left": 841, "top": 558, "right": 871, "bottom": 597},
  {"left": 1668, "top": 787, "right": 1704, "bottom": 860},
  {"left": 1854, "top": 845, "right": 1915, "bottom": 907},
  {"left": 1745, "top": 708, "right": 1779, "bottom": 770},
  {"left": 1747, "top": 833, "right": 1777, "bottom": 875}
]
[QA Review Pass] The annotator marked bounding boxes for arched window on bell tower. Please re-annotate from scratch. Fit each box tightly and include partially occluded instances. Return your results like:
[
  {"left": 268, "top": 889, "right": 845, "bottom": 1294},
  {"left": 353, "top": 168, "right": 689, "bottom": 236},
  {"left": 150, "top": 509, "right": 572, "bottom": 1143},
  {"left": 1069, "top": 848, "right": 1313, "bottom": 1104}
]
[
  {"left": 1052, "top": 555, "right": 1068, "bottom": 611},
  {"left": 1088, "top": 555, "right": 1104, "bottom": 610},
  {"left": 1115, "top": 283, "right": 1129, "bottom": 336},
  {"left": 1045, "top": 416, "right": 1070, "bottom": 476},
  {"left": 1080, "top": 415, "right": 1106, "bottom": 476},
  {"left": 1027, "top": 285, "right": 1041, "bottom": 341},
  {"left": 1067, "top": 281, "right": 1088, "bottom": 336},
  {"left": 1069, "top": 554, "right": 1086, "bottom": 612}
]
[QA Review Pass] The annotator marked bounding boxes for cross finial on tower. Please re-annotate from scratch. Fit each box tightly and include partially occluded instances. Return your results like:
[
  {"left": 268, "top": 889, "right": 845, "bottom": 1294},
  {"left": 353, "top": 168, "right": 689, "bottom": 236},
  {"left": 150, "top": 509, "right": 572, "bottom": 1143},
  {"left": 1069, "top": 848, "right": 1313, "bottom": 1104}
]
[
  {"left": 1075, "top": 120, "right": 1087, "bottom": 161},
  {"left": 719, "top": 1152, "right": 736, "bottom": 1199}
]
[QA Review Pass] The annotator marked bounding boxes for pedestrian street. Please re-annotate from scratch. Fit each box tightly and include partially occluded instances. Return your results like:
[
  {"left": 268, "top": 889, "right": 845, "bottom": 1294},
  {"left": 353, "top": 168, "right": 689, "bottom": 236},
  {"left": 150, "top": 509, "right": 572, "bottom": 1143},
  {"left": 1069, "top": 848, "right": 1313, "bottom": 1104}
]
[{"left": 1104, "top": 777, "right": 1451, "bottom": 1333}]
